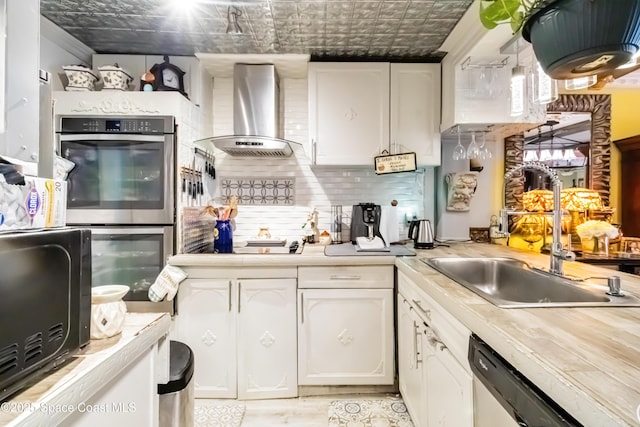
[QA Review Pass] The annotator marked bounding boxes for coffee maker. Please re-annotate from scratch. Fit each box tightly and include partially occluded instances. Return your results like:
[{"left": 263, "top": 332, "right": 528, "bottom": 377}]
[{"left": 350, "top": 203, "right": 382, "bottom": 243}]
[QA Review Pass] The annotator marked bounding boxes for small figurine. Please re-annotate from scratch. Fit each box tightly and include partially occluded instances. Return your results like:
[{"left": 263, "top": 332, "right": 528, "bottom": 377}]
[{"left": 301, "top": 208, "right": 320, "bottom": 244}]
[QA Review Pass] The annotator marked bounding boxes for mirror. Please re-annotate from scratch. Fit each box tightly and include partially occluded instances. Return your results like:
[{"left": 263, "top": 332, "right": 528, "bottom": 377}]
[
  {"left": 523, "top": 113, "right": 591, "bottom": 191},
  {"left": 505, "top": 94, "right": 612, "bottom": 210}
]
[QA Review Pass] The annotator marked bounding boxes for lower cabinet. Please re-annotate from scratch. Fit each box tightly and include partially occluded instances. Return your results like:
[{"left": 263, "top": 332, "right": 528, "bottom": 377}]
[
  {"left": 297, "top": 265, "right": 395, "bottom": 385},
  {"left": 398, "top": 271, "right": 473, "bottom": 427},
  {"left": 176, "top": 277, "right": 297, "bottom": 399}
]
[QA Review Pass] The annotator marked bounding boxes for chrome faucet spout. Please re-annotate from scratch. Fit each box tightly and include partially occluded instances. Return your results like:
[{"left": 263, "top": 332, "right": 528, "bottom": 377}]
[{"left": 502, "top": 162, "right": 575, "bottom": 276}]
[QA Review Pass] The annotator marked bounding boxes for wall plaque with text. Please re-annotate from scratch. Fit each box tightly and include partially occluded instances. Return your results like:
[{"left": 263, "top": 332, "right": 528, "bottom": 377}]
[{"left": 374, "top": 152, "right": 417, "bottom": 175}]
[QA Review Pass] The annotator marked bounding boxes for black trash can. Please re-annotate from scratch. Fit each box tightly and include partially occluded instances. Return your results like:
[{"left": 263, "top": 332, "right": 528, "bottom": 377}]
[{"left": 158, "top": 340, "right": 195, "bottom": 427}]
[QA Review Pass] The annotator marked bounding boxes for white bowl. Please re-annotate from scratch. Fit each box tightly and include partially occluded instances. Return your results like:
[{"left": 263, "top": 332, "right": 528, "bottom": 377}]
[
  {"left": 62, "top": 65, "right": 99, "bottom": 91},
  {"left": 91, "top": 285, "right": 130, "bottom": 304},
  {"left": 98, "top": 65, "right": 134, "bottom": 91}
]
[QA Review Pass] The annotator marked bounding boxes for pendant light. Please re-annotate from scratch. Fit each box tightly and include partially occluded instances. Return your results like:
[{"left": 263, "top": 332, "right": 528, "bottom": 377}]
[
  {"left": 531, "top": 61, "right": 558, "bottom": 104},
  {"left": 226, "top": 6, "right": 243, "bottom": 34},
  {"left": 565, "top": 75, "right": 597, "bottom": 90},
  {"left": 510, "top": 39, "right": 526, "bottom": 116}
]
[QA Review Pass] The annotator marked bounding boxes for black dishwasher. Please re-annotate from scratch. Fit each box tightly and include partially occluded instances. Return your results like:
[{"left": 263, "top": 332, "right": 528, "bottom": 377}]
[{"left": 468, "top": 334, "right": 583, "bottom": 427}]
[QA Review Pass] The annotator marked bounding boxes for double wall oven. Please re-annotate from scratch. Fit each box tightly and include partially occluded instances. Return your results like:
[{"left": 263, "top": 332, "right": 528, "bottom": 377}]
[{"left": 57, "top": 116, "right": 176, "bottom": 313}]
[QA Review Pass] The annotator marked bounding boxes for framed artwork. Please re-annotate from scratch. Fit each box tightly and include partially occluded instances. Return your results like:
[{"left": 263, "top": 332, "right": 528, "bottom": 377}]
[{"left": 621, "top": 237, "right": 640, "bottom": 254}]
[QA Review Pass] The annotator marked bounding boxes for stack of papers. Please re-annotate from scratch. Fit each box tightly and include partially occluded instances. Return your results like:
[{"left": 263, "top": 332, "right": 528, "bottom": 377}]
[{"left": 355, "top": 236, "right": 390, "bottom": 252}]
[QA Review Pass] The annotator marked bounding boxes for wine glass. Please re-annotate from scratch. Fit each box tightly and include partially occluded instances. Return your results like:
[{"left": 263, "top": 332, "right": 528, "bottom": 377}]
[
  {"left": 467, "top": 132, "right": 481, "bottom": 159},
  {"left": 478, "top": 132, "right": 492, "bottom": 160},
  {"left": 453, "top": 127, "right": 466, "bottom": 160}
]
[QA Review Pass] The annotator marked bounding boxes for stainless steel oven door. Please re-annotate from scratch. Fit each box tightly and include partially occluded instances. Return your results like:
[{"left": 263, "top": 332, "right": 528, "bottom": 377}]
[
  {"left": 59, "top": 133, "right": 175, "bottom": 224},
  {"left": 90, "top": 226, "right": 174, "bottom": 313}
]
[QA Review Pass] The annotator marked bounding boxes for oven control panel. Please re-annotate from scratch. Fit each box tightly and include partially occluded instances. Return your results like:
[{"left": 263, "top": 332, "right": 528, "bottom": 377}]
[{"left": 59, "top": 117, "right": 174, "bottom": 134}]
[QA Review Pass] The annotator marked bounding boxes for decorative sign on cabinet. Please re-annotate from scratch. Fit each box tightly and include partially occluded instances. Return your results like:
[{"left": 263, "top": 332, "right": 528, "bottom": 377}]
[{"left": 308, "top": 62, "right": 441, "bottom": 167}]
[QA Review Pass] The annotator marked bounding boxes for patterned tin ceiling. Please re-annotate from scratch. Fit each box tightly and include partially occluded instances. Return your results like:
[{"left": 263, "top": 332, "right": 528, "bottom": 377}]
[{"left": 40, "top": 0, "right": 473, "bottom": 61}]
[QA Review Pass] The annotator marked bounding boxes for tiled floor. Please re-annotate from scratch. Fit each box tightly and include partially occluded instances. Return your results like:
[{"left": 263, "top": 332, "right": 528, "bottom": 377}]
[{"left": 196, "top": 394, "right": 399, "bottom": 426}]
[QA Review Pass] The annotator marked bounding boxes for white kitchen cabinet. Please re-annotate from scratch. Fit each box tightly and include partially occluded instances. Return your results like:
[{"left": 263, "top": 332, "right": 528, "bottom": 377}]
[
  {"left": 397, "top": 297, "right": 428, "bottom": 426},
  {"left": 176, "top": 277, "right": 297, "bottom": 399},
  {"left": 1, "top": 0, "right": 40, "bottom": 165},
  {"left": 308, "top": 62, "right": 441, "bottom": 166},
  {"left": 237, "top": 278, "right": 298, "bottom": 399},
  {"left": 297, "top": 266, "right": 394, "bottom": 385},
  {"left": 423, "top": 324, "right": 473, "bottom": 427},
  {"left": 308, "top": 62, "right": 390, "bottom": 165},
  {"left": 176, "top": 279, "right": 236, "bottom": 398},
  {"left": 390, "top": 63, "right": 441, "bottom": 166},
  {"left": 398, "top": 271, "right": 473, "bottom": 427}
]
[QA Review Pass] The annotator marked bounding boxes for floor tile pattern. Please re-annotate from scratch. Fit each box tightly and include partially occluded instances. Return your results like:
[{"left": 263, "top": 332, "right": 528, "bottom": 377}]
[
  {"left": 195, "top": 401, "right": 245, "bottom": 427},
  {"left": 328, "top": 397, "right": 414, "bottom": 427}
]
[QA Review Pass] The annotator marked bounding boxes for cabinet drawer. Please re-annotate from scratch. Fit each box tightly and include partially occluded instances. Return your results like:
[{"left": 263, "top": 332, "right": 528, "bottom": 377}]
[
  {"left": 298, "top": 266, "right": 394, "bottom": 289},
  {"left": 398, "top": 271, "right": 470, "bottom": 369}
]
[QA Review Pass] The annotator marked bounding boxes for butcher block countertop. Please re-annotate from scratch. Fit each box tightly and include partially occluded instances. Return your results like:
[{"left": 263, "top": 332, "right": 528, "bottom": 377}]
[{"left": 398, "top": 243, "right": 640, "bottom": 427}]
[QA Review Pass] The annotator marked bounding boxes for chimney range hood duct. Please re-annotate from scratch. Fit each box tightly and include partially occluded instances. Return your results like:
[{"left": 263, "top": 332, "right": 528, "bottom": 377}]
[{"left": 196, "top": 64, "right": 298, "bottom": 157}]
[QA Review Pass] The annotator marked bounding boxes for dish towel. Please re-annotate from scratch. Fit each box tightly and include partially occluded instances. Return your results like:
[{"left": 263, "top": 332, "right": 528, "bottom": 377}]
[
  {"left": 148, "top": 265, "right": 188, "bottom": 302},
  {"left": 356, "top": 236, "right": 390, "bottom": 252}
]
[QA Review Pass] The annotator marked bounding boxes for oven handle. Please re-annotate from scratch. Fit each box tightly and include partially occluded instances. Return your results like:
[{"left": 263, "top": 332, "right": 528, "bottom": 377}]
[
  {"left": 59, "top": 134, "right": 167, "bottom": 142},
  {"left": 89, "top": 227, "right": 171, "bottom": 235}
]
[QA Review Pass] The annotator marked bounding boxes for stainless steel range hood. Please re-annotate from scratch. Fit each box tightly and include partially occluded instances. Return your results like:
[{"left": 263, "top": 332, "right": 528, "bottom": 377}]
[{"left": 196, "top": 64, "right": 298, "bottom": 157}]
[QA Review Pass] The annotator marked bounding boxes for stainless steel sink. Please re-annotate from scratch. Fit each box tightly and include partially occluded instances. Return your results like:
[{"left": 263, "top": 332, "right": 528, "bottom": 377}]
[{"left": 421, "top": 257, "right": 640, "bottom": 308}]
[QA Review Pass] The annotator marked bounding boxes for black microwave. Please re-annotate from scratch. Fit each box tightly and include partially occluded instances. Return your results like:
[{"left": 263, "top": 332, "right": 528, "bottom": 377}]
[{"left": 0, "top": 227, "right": 91, "bottom": 402}]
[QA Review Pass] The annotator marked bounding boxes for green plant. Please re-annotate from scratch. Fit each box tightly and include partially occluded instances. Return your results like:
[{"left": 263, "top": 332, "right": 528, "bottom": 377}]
[{"left": 479, "top": 0, "right": 547, "bottom": 33}]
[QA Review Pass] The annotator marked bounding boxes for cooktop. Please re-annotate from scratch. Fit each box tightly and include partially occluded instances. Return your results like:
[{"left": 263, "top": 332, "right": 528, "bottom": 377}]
[{"left": 232, "top": 240, "right": 303, "bottom": 255}]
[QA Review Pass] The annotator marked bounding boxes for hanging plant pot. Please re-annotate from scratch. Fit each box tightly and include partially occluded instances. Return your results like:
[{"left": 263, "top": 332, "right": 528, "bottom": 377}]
[{"left": 522, "top": 0, "right": 640, "bottom": 79}]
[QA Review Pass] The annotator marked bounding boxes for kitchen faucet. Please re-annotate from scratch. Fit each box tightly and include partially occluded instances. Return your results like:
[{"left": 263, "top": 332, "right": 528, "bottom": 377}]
[{"left": 499, "top": 162, "right": 575, "bottom": 276}]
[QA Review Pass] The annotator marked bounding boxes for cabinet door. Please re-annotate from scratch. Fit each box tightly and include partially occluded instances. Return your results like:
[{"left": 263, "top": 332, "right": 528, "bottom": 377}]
[
  {"left": 298, "top": 288, "right": 394, "bottom": 385},
  {"left": 237, "top": 278, "right": 297, "bottom": 399},
  {"left": 397, "top": 296, "right": 427, "bottom": 427},
  {"left": 309, "top": 62, "right": 390, "bottom": 165},
  {"left": 391, "top": 63, "right": 441, "bottom": 166},
  {"left": 176, "top": 279, "right": 236, "bottom": 398},
  {"left": 423, "top": 327, "right": 473, "bottom": 427}
]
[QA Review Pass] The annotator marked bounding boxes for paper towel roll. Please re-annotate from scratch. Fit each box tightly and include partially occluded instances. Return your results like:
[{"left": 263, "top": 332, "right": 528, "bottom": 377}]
[{"left": 380, "top": 206, "right": 399, "bottom": 245}]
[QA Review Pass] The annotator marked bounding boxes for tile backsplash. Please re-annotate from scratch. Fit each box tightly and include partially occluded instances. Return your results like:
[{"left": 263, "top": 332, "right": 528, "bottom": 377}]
[{"left": 203, "top": 74, "right": 428, "bottom": 244}]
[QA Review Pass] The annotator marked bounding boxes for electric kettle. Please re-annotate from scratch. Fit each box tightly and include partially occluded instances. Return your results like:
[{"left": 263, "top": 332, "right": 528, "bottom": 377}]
[{"left": 408, "top": 219, "right": 434, "bottom": 249}]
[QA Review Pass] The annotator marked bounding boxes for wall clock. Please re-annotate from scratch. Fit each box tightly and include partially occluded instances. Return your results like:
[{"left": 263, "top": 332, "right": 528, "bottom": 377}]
[{"left": 150, "top": 55, "right": 188, "bottom": 98}]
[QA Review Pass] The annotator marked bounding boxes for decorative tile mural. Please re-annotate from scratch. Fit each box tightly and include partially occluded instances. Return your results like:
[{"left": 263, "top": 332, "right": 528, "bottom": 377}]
[{"left": 221, "top": 178, "right": 295, "bottom": 205}]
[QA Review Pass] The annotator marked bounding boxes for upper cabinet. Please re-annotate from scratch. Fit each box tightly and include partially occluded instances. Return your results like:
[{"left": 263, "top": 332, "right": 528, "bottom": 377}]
[
  {"left": 0, "top": 0, "right": 40, "bottom": 165},
  {"left": 438, "top": 1, "right": 545, "bottom": 133},
  {"left": 390, "top": 63, "right": 441, "bottom": 166},
  {"left": 308, "top": 62, "right": 441, "bottom": 166},
  {"left": 308, "top": 62, "right": 390, "bottom": 166}
]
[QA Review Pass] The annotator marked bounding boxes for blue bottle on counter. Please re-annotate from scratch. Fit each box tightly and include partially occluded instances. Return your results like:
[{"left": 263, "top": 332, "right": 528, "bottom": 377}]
[{"left": 214, "top": 219, "right": 233, "bottom": 253}]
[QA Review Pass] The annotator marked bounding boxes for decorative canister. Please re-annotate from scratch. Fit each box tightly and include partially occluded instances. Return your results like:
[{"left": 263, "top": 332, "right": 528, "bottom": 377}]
[
  {"left": 90, "top": 285, "right": 130, "bottom": 339},
  {"left": 62, "top": 65, "right": 99, "bottom": 91},
  {"left": 214, "top": 219, "right": 233, "bottom": 253},
  {"left": 98, "top": 64, "right": 134, "bottom": 90}
]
